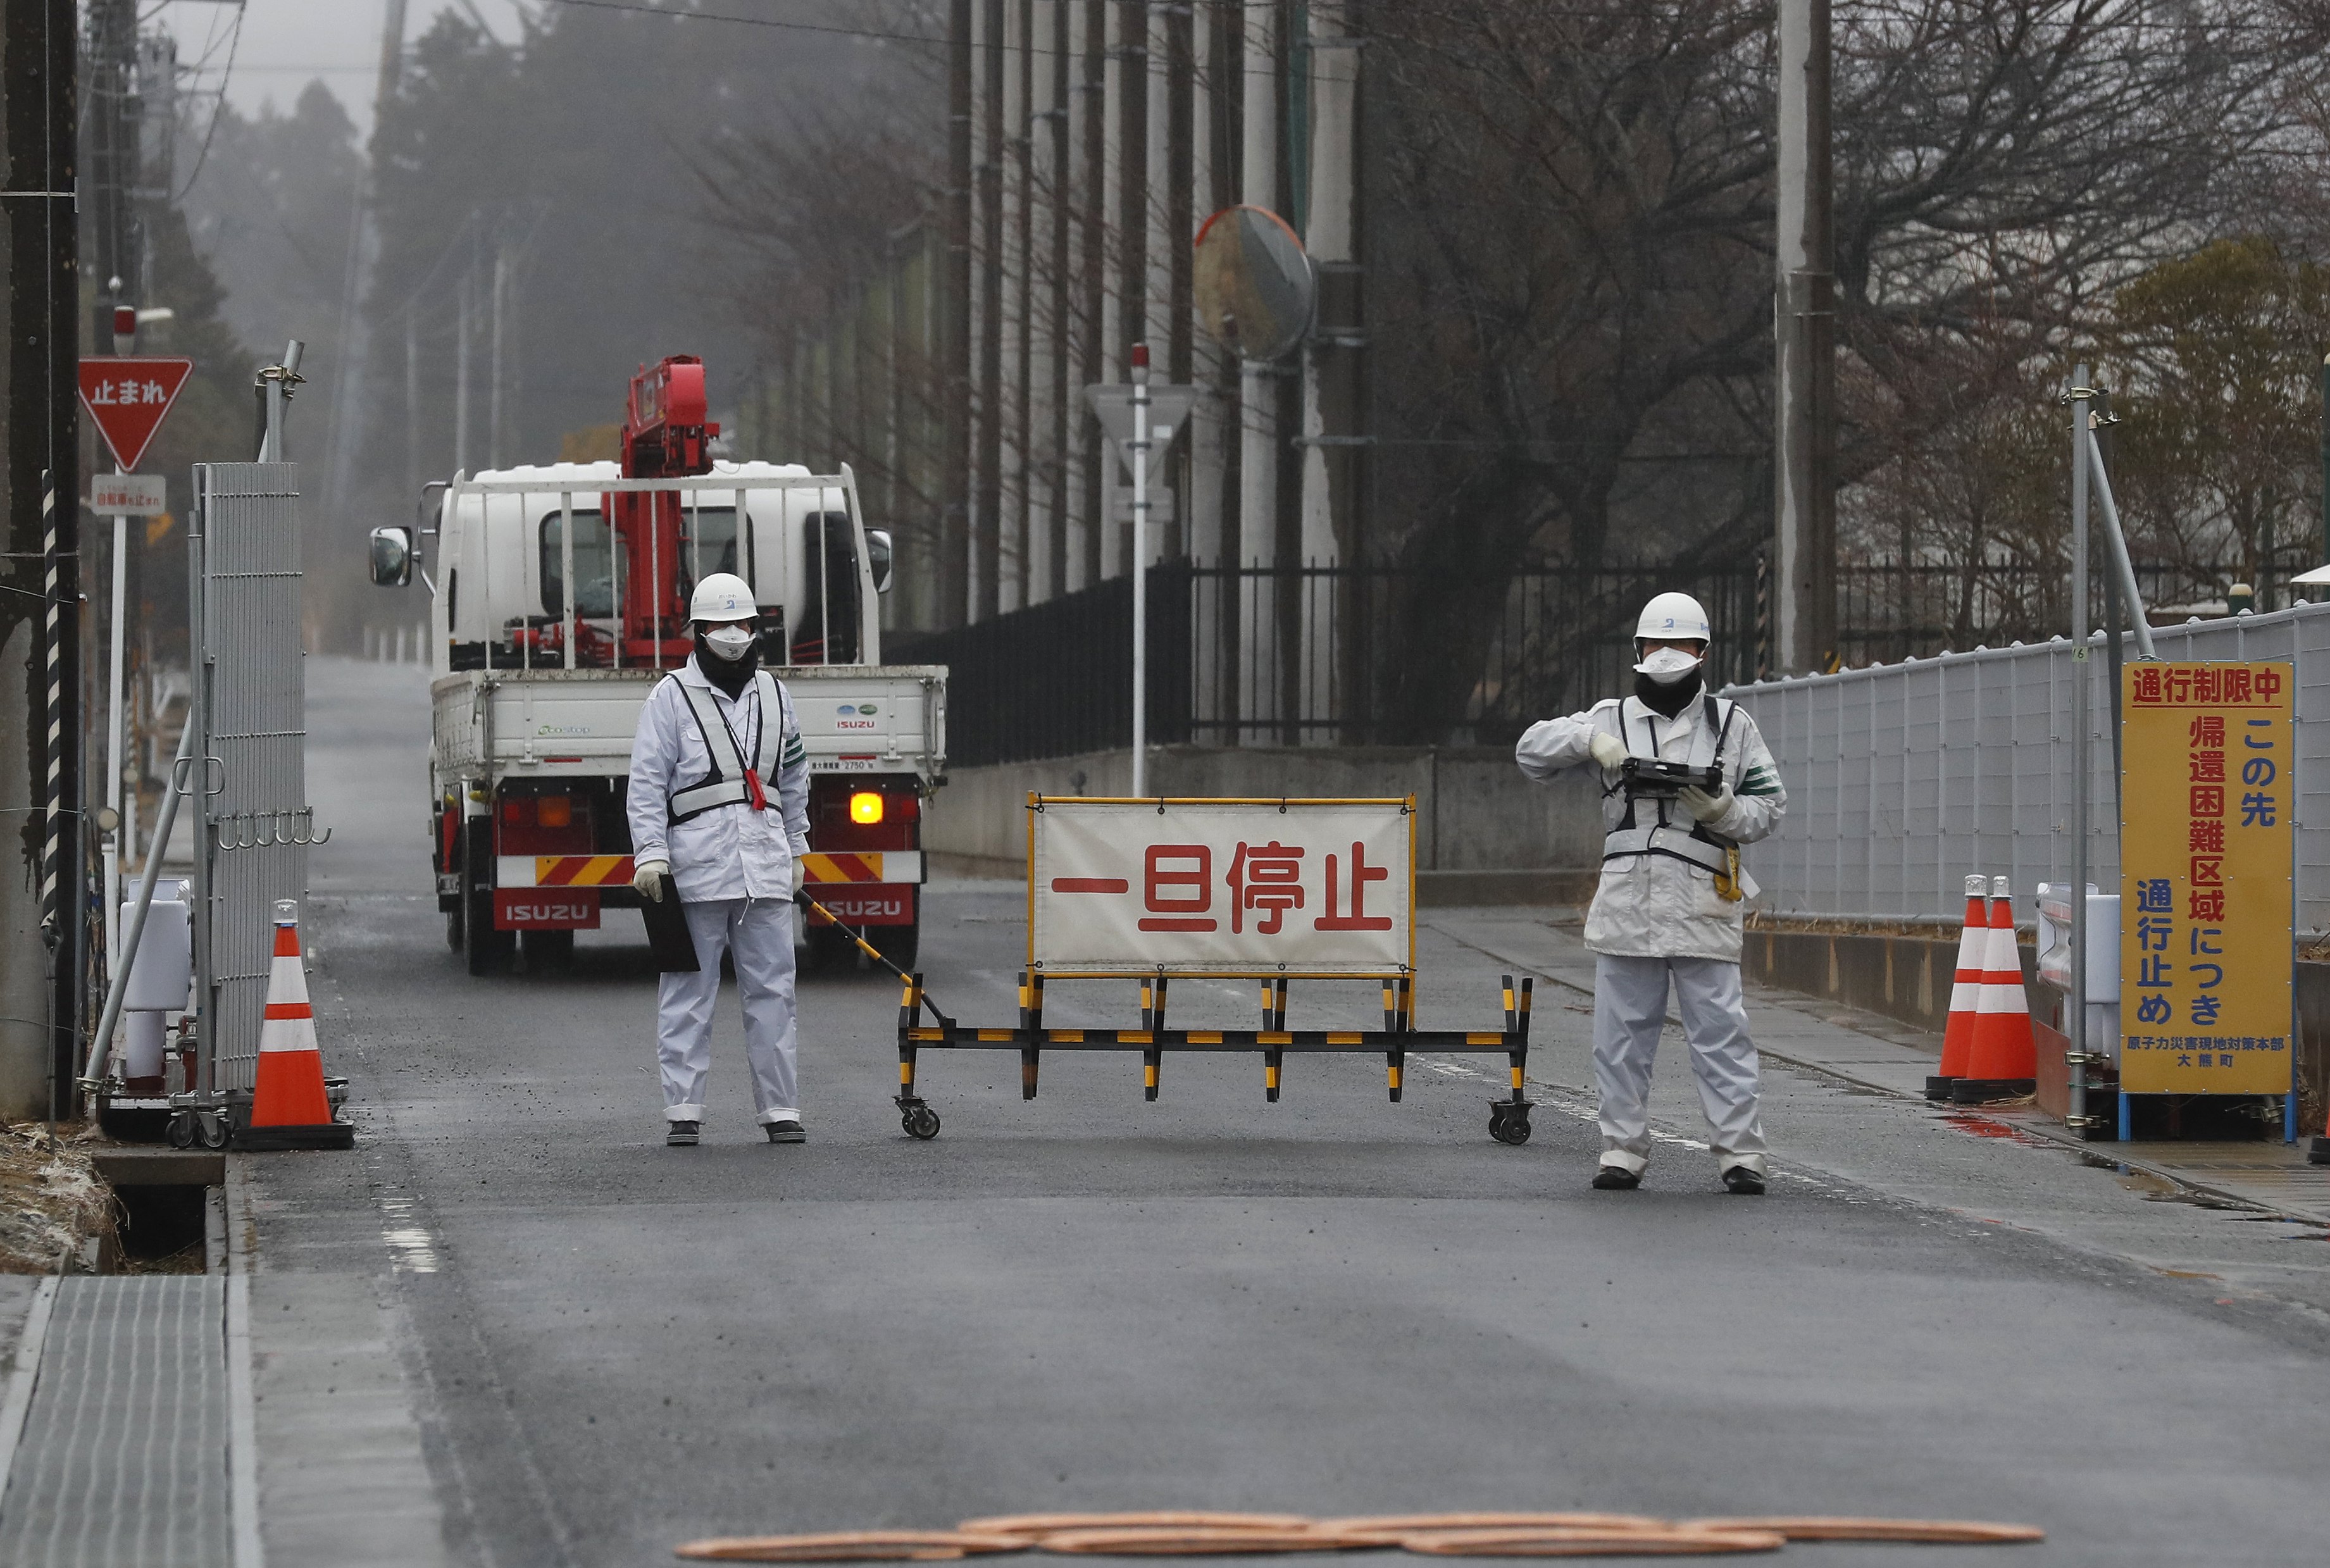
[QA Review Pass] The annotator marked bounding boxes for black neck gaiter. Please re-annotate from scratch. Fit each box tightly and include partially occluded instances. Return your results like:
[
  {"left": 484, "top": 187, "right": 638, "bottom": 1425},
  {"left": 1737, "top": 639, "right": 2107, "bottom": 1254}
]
[
  {"left": 1633, "top": 669, "right": 1703, "bottom": 719},
  {"left": 694, "top": 635, "right": 760, "bottom": 699}
]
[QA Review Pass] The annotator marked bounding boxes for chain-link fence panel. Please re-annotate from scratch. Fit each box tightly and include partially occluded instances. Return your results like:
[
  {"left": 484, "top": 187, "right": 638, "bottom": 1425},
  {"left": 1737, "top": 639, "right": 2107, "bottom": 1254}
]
[{"left": 1725, "top": 602, "right": 2330, "bottom": 935}]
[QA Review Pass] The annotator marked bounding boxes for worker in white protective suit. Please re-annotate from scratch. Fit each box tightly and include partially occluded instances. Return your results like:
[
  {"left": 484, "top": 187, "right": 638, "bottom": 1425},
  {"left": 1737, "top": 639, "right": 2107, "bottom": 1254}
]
[
  {"left": 1513, "top": 592, "right": 1787, "bottom": 1195},
  {"left": 627, "top": 572, "right": 812, "bottom": 1148}
]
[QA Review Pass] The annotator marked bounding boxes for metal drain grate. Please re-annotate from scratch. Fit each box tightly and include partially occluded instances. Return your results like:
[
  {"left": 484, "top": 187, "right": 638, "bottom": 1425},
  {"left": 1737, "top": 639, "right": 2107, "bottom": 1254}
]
[{"left": 0, "top": 1276, "right": 230, "bottom": 1567}]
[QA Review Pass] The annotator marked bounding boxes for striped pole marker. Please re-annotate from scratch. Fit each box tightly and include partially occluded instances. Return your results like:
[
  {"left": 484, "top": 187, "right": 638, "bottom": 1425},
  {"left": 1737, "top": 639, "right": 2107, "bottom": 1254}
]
[
  {"left": 246, "top": 901, "right": 352, "bottom": 1146},
  {"left": 38, "top": 476, "right": 61, "bottom": 936}
]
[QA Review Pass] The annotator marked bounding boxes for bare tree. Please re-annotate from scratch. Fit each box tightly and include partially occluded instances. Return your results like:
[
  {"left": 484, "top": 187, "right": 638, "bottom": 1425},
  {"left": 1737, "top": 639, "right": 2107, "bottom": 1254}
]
[{"left": 1368, "top": 0, "right": 2310, "bottom": 738}]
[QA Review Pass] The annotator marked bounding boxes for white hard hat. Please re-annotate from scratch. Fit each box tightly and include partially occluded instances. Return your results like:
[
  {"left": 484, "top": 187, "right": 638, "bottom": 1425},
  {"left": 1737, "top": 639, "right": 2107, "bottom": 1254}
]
[
  {"left": 688, "top": 572, "right": 755, "bottom": 624},
  {"left": 1635, "top": 591, "right": 1712, "bottom": 644}
]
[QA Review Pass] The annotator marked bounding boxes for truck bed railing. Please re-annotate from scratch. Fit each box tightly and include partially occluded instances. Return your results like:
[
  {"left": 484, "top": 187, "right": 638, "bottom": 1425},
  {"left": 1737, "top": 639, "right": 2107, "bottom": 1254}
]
[
  {"left": 441, "top": 464, "right": 873, "bottom": 675},
  {"left": 447, "top": 473, "right": 858, "bottom": 494}
]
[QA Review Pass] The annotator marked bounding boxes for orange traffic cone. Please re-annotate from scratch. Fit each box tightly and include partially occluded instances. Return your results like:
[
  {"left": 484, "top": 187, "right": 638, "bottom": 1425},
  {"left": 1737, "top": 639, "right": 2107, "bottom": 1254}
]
[
  {"left": 1928, "top": 874, "right": 1989, "bottom": 1101},
  {"left": 1954, "top": 876, "right": 2036, "bottom": 1104},
  {"left": 243, "top": 900, "right": 354, "bottom": 1150}
]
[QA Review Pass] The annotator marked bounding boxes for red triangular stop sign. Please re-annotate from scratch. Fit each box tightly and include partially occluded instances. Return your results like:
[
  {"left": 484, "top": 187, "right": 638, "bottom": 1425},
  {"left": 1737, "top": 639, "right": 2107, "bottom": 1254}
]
[{"left": 78, "top": 358, "right": 196, "bottom": 471}]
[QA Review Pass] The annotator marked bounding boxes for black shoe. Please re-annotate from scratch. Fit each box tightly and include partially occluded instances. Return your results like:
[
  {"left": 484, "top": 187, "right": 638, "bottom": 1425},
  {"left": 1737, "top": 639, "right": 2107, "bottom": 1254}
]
[
  {"left": 765, "top": 1119, "right": 806, "bottom": 1144},
  {"left": 1722, "top": 1165, "right": 1766, "bottom": 1196},
  {"left": 1591, "top": 1164, "right": 1642, "bottom": 1191},
  {"left": 666, "top": 1120, "right": 699, "bottom": 1147}
]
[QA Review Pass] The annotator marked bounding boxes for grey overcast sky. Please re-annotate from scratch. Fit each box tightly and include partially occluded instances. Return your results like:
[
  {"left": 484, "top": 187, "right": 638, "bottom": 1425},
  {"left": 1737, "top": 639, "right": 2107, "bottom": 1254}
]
[{"left": 153, "top": 0, "right": 534, "bottom": 140}]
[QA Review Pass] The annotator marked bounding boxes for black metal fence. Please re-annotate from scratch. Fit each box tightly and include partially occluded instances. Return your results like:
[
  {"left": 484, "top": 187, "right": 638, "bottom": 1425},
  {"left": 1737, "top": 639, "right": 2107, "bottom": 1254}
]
[
  {"left": 893, "top": 565, "right": 1195, "bottom": 769},
  {"left": 893, "top": 557, "right": 2264, "bottom": 768}
]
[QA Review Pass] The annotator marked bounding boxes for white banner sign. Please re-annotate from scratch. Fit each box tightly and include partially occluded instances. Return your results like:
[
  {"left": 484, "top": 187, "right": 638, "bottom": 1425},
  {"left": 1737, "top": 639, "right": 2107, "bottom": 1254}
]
[
  {"left": 1030, "top": 799, "right": 1413, "bottom": 976},
  {"left": 89, "top": 473, "right": 166, "bottom": 516}
]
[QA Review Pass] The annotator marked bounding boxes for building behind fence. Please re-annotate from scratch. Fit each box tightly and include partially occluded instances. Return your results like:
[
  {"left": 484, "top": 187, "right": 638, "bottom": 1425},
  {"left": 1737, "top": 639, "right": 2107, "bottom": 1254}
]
[{"left": 1726, "top": 602, "right": 2330, "bottom": 935}]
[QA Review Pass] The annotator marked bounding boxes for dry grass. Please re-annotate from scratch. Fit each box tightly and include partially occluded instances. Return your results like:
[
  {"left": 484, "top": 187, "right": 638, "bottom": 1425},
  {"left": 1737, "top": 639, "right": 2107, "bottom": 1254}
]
[{"left": 0, "top": 1122, "right": 116, "bottom": 1274}]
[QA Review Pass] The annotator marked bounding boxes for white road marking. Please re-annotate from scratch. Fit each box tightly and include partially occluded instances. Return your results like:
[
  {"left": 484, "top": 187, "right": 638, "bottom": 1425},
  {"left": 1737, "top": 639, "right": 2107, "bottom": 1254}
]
[{"left": 377, "top": 1195, "right": 443, "bottom": 1274}]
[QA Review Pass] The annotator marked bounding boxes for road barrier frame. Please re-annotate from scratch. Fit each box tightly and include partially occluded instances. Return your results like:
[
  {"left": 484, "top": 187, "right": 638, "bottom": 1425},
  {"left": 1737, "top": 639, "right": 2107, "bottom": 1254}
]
[{"left": 887, "top": 795, "right": 1535, "bottom": 1142}]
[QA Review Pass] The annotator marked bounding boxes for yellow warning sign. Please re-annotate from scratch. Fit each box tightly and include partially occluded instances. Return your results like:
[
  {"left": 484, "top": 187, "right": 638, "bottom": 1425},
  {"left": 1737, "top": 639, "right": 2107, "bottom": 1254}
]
[{"left": 2119, "top": 663, "right": 2293, "bottom": 1095}]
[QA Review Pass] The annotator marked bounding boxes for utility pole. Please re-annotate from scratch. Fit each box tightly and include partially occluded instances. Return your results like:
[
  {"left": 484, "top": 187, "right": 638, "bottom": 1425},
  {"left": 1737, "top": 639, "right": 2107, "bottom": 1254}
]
[
  {"left": 1773, "top": 0, "right": 1836, "bottom": 675},
  {"left": 489, "top": 240, "right": 509, "bottom": 469},
  {"left": 1000, "top": 0, "right": 1028, "bottom": 612},
  {"left": 944, "top": 0, "right": 973, "bottom": 627},
  {"left": 4, "top": 0, "right": 82, "bottom": 1117},
  {"left": 972, "top": 0, "right": 1004, "bottom": 619},
  {"left": 1186, "top": 1, "right": 1223, "bottom": 570},
  {"left": 1302, "top": 0, "right": 1362, "bottom": 737},
  {"left": 454, "top": 264, "right": 473, "bottom": 474},
  {"left": 87, "top": 0, "right": 139, "bottom": 991},
  {"left": 1143, "top": 0, "right": 1174, "bottom": 579},
  {"left": 1071, "top": 0, "right": 1104, "bottom": 593},
  {"left": 1030, "top": 0, "right": 1065, "bottom": 606},
  {"left": 1188, "top": 0, "right": 1228, "bottom": 739},
  {"left": 405, "top": 311, "right": 420, "bottom": 501},
  {"left": 87, "top": 0, "right": 140, "bottom": 334},
  {"left": 1238, "top": 0, "right": 1278, "bottom": 742},
  {"left": 321, "top": 0, "right": 409, "bottom": 535},
  {"left": 1100, "top": 0, "right": 1128, "bottom": 580}
]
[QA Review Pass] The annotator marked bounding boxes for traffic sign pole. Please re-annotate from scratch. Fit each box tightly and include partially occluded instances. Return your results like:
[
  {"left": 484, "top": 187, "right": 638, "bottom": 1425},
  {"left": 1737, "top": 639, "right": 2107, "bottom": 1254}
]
[
  {"left": 1082, "top": 359, "right": 1197, "bottom": 800},
  {"left": 1131, "top": 344, "right": 1152, "bottom": 797},
  {"left": 105, "top": 501, "right": 125, "bottom": 974},
  {"left": 77, "top": 354, "right": 193, "bottom": 991}
]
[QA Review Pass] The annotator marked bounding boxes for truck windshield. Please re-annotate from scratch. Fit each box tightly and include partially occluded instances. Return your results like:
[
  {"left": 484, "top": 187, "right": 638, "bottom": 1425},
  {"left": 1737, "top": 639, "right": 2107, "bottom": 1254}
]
[{"left": 539, "top": 509, "right": 623, "bottom": 618}]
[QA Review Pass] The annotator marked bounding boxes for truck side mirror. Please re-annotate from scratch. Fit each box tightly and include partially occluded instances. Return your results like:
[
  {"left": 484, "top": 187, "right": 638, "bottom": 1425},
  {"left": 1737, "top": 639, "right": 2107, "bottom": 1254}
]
[
  {"left": 866, "top": 528, "right": 894, "bottom": 594},
  {"left": 368, "top": 526, "right": 414, "bottom": 588}
]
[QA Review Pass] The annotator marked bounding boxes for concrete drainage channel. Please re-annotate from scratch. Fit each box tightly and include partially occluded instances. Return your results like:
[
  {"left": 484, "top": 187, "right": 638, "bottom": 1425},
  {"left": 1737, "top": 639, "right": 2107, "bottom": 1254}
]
[{"left": 0, "top": 1150, "right": 263, "bottom": 1567}]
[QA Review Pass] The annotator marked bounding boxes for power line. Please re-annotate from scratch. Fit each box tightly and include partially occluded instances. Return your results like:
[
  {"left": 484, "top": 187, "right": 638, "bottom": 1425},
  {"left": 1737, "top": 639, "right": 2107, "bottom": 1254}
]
[
  {"left": 540, "top": 0, "right": 941, "bottom": 47},
  {"left": 173, "top": 1, "right": 245, "bottom": 201}
]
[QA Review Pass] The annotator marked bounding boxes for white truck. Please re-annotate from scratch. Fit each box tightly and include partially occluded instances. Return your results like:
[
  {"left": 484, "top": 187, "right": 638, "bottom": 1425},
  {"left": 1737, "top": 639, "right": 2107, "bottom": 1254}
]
[{"left": 368, "top": 359, "right": 944, "bottom": 976}]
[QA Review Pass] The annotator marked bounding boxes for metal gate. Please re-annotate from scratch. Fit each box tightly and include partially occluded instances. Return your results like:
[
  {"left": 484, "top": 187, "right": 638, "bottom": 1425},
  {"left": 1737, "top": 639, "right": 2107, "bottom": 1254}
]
[{"left": 189, "top": 463, "right": 313, "bottom": 1101}]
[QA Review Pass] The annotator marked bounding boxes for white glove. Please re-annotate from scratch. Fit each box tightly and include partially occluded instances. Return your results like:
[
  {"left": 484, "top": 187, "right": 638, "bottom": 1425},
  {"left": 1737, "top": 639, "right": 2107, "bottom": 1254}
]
[
  {"left": 1588, "top": 732, "right": 1628, "bottom": 770},
  {"left": 1678, "top": 786, "right": 1733, "bottom": 824},
  {"left": 790, "top": 858, "right": 807, "bottom": 897},
  {"left": 632, "top": 857, "right": 670, "bottom": 900}
]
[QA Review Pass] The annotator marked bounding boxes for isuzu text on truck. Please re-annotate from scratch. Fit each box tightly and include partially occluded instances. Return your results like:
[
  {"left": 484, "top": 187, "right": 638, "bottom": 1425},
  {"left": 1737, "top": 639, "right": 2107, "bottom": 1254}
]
[{"left": 367, "top": 355, "right": 945, "bottom": 976}]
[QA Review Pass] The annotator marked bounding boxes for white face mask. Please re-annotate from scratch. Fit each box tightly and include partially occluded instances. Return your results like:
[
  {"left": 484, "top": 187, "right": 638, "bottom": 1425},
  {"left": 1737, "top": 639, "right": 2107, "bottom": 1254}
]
[
  {"left": 702, "top": 624, "right": 756, "bottom": 663},
  {"left": 1634, "top": 645, "right": 1702, "bottom": 685}
]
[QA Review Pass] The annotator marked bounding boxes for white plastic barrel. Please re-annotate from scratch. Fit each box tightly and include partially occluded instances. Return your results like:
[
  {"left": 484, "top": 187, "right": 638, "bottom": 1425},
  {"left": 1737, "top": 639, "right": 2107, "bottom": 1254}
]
[
  {"left": 121, "top": 881, "right": 192, "bottom": 1012},
  {"left": 124, "top": 1011, "right": 168, "bottom": 1083}
]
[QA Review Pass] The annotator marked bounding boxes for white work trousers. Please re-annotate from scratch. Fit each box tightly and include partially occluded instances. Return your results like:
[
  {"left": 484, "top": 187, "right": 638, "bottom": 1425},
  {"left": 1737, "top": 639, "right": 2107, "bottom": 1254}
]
[
  {"left": 1592, "top": 954, "right": 1767, "bottom": 1176},
  {"left": 657, "top": 897, "right": 799, "bottom": 1124}
]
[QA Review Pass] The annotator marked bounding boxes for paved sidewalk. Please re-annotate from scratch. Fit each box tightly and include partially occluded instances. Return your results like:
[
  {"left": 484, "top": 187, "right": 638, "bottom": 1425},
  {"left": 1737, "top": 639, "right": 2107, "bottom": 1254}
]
[{"left": 1426, "top": 909, "right": 2330, "bottom": 1226}]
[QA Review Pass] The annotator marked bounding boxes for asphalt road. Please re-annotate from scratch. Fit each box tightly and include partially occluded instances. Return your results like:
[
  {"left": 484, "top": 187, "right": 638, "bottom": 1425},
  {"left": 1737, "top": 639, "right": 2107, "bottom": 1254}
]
[{"left": 258, "top": 657, "right": 2330, "bottom": 1568}]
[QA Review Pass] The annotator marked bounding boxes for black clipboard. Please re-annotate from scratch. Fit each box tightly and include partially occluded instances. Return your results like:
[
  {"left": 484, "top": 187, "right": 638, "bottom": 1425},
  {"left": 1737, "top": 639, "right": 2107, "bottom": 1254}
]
[{"left": 638, "top": 874, "right": 701, "bottom": 972}]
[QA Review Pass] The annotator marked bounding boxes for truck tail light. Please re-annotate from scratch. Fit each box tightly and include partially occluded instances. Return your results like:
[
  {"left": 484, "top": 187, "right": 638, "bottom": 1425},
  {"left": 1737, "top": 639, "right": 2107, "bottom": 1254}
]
[
  {"left": 849, "top": 791, "right": 885, "bottom": 825},
  {"left": 537, "top": 795, "right": 573, "bottom": 827}
]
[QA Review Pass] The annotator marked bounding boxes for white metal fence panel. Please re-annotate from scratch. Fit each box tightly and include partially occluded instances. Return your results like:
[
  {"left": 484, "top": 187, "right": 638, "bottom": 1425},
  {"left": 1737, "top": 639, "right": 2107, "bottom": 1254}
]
[
  {"left": 191, "top": 463, "right": 309, "bottom": 1098},
  {"left": 1724, "top": 601, "right": 2330, "bottom": 933}
]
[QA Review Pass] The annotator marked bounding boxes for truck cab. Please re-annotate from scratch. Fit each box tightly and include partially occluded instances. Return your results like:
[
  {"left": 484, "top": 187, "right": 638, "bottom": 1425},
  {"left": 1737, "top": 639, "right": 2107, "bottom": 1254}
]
[{"left": 371, "top": 455, "right": 944, "bottom": 976}]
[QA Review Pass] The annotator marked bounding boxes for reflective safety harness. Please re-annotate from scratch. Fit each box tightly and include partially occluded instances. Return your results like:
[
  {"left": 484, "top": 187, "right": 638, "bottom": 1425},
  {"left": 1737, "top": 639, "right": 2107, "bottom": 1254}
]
[
  {"left": 668, "top": 671, "right": 795, "bottom": 824},
  {"left": 1598, "top": 693, "right": 1738, "bottom": 880}
]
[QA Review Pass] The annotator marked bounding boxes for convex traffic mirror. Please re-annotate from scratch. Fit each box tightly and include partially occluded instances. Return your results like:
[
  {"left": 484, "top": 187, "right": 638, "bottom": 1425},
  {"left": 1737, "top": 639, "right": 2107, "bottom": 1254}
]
[{"left": 368, "top": 525, "right": 414, "bottom": 588}]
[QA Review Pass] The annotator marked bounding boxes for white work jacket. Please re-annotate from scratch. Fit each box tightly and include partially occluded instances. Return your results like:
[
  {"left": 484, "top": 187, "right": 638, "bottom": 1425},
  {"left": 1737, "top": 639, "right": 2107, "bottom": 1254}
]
[
  {"left": 1514, "top": 692, "right": 1786, "bottom": 962},
  {"left": 626, "top": 657, "right": 811, "bottom": 904}
]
